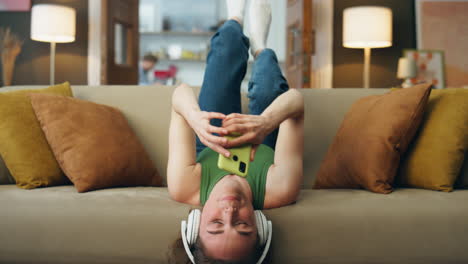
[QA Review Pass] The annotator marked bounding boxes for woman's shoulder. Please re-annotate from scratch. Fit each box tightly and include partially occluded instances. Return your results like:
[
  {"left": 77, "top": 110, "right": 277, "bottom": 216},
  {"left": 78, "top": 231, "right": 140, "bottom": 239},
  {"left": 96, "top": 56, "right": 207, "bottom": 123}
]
[
  {"left": 167, "top": 163, "right": 202, "bottom": 206},
  {"left": 262, "top": 144, "right": 301, "bottom": 209}
]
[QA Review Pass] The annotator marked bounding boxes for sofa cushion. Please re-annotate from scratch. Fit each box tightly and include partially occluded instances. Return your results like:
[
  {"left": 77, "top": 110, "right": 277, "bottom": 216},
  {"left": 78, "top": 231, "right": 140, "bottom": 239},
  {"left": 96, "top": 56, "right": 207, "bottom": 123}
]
[
  {"left": 0, "top": 185, "right": 189, "bottom": 264},
  {"left": 396, "top": 89, "right": 468, "bottom": 191},
  {"left": 30, "top": 93, "right": 162, "bottom": 192},
  {"left": 1, "top": 185, "right": 468, "bottom": 264},
  {"left": 0, "top": 83, "right": 72, "bottom": 189},
  {"left": 314, "top": 83, "right": 432, "bottom": 193}
]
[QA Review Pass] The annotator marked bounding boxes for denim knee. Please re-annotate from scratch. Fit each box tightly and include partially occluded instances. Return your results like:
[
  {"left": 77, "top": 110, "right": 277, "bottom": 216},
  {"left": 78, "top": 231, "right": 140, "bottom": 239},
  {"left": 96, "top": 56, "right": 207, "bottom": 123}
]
[
  {"left": 218, "top": 20, "right": 243, "bottom": 36},
  {"left": 213, "top": 20, "right": 249, "bottom": 55},
  {"left": 248, "top": 83, "right": 280, "bottom": 109}
]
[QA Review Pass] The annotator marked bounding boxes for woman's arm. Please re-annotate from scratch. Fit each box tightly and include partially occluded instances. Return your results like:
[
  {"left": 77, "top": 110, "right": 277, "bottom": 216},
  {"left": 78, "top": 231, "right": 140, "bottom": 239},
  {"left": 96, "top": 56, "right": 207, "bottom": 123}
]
[
  {"left": 172, "top": 84, "right": 231, "bottom": 157},
  {"left": 262, "top": 89, "right": 304, "bottom": 208},
  {"left": 222, "top": 89, "right": 304, "bottom": 208},
  {"left": 222, "top": 89, "right": 304, "bottom": 159},
  {"left": 260, "top": 88, "right": 305, "bottom": 132},
  {"left": 167, "top": 84, "right": 230, "bottom": 205},
  {"left": 263, "top": 107, "right": 304, "bottom": 208},
  {"left": 264, "top": 90, "right": 304, "bottom": 208},
  {"left": 167, "top": 108, "right": 200, "bottom": 205}
]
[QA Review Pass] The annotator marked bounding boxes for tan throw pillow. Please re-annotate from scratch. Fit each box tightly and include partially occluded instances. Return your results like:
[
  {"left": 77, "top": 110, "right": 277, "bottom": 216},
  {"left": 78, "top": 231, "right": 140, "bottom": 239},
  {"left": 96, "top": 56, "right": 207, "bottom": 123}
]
[
  {"left": 0, "top": 83, "right": 72, "bottom": 189},
  {"left": 396, "top": 89, "right": 468, "bottom": 191},
  {"left": 313, "top": 83, "right": 432, "bottom": 194},
  {"left": 30, "top": 93, "right": 162, "bottom": 192}
]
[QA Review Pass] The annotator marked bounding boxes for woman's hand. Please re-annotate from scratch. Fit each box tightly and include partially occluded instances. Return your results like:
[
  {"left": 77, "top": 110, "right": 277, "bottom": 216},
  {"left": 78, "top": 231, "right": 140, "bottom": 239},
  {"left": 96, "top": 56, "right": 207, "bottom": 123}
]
[
  {"left": 222, "top": 113, "right": 274, "bottom": 160},
  {"left": 187, "top": 110, "right": 231, "bottom": 157}
]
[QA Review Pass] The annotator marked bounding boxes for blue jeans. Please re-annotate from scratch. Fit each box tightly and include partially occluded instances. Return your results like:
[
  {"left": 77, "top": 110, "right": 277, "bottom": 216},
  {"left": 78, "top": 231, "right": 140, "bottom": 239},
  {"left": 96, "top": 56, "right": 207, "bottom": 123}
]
[{"left": 196, "top": 20, "right": 289, "bottom": 154}]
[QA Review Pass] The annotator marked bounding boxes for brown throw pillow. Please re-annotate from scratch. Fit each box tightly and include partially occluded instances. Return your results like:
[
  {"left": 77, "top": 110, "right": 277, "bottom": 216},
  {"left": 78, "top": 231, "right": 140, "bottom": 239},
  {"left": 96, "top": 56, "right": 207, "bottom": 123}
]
[
  {"left": 313, "top": 83, "right": 432, "bottom": 194},
  {"left": 30, "top": 93, "right": 162, "bottom": 192}
]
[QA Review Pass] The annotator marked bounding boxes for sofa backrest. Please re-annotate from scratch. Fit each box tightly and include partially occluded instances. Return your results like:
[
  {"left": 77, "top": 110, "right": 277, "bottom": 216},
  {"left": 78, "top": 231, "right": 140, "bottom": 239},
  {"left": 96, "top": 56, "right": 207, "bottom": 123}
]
[
  {"left": 70, "top": 85, "right": 388, "bottom": 188},
  {"left": 3, "top": 85, "right": 466, "bottom": 188}
]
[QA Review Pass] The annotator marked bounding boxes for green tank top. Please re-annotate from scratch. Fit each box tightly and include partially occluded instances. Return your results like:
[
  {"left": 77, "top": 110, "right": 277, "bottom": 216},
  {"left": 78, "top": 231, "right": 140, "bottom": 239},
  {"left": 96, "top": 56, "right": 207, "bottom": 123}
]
[{"left": 196, "top": 144, "right": 274, "bottom": 210}]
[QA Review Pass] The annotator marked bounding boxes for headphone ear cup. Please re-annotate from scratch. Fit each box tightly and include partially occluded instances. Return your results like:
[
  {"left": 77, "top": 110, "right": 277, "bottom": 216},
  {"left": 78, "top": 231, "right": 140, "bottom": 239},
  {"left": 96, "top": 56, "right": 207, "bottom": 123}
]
[
  {"left": 254, "top": 210, "right": 268, "bottom": 246},
  {"left": 186, "top": 209, "right": 201, "bottom": 245}
]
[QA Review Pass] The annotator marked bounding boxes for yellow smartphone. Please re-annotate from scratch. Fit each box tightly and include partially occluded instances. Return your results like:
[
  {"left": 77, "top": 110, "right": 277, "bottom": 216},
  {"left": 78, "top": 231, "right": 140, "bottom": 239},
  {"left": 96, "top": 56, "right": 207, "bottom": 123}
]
[{"left": 217, "top": 134, "right": 252, "bottom": 177}]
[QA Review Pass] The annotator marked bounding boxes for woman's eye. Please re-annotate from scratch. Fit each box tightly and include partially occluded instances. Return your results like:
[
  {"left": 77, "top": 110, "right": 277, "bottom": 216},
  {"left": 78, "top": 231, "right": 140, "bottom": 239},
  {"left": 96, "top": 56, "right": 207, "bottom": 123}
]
[
  {"left": 236, "top": 222, "right": 248, "bottom": 226},
  {"left": 213, "top": 220, "right": 223, "bottom": 224}
]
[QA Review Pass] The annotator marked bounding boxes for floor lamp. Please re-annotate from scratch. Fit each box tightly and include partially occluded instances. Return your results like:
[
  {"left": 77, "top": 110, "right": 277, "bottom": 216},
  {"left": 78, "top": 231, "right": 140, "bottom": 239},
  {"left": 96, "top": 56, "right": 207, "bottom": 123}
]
[
  {"left": 31, "top": 4, "right": 76, "bottom": 85},
  {"left": 343, "top": 6, "right": 392, "bottom": 88}
]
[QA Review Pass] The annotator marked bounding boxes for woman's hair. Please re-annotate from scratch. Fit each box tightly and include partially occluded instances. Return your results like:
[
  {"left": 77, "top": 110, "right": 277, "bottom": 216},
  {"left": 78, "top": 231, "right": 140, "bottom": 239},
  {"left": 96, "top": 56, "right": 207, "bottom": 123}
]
[{"left": 167, "top": 236, "right": 268, "bottom": 264}]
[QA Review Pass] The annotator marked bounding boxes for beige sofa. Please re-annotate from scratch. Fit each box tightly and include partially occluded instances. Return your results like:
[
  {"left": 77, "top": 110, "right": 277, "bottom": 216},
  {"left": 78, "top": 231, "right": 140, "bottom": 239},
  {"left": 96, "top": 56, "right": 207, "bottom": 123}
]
[{"left": 1, "top": 85, "right": 468, "bottom": 264}]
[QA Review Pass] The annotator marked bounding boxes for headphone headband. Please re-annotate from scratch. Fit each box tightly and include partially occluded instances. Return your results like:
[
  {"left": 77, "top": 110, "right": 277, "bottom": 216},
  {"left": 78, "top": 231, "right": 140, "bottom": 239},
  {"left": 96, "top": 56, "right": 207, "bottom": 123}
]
[{"left": 181, "top": 209, "right": 272, "bottom": 264}]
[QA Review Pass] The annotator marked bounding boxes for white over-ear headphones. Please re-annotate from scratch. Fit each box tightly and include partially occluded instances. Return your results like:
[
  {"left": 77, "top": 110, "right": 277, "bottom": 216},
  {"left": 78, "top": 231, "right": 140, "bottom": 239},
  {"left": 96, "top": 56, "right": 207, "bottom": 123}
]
[{"left": 181, "top": 209, "right": 272, "bottom": 264}]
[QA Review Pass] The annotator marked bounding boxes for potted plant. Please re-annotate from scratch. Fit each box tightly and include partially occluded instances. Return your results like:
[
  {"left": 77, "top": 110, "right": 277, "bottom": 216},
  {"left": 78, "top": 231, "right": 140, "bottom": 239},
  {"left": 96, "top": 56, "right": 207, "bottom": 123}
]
[{"left": 0, "top": 28, "right": 23, "bottom": 87}]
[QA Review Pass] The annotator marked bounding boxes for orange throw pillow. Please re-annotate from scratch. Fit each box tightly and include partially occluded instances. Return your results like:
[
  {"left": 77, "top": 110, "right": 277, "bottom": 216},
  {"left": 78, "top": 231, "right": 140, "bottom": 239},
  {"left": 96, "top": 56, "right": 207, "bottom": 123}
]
[
  {"left": 30, "top": 93, "right": 162, "bottom": 192},
  {"left": 313, "top": 83, "right": 432, "bottom": 194}
]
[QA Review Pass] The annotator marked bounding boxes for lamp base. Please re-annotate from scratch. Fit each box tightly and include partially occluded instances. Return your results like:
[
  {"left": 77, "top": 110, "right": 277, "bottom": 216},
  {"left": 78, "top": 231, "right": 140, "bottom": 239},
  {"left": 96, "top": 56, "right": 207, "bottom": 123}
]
[
  {"left": 363, "top": 47, "right": 371, "bottom": 88},
  {"left": 50, "top": 42, "right": 56, "bottom": 86},
  {"left": 401, "top": 78, "right": 413, "bottom": 88}
]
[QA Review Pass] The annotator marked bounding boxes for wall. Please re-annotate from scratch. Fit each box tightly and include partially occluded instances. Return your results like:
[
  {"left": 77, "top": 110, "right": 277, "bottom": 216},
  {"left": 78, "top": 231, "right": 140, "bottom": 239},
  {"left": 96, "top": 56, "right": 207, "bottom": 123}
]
[
  {"left": 417, "top": 1, "right": 468, "bottom": 88},
  {"left": 0, "top": 0, "right": 88, "bottom": 86},
  {"left": 333, "top": 0, "right": 416, "bottom": 88}
]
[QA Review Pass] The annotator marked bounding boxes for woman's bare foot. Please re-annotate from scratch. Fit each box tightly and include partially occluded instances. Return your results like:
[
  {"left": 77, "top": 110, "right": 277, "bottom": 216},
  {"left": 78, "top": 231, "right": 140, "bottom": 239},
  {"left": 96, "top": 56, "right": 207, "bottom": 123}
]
[
  {"left": 249, "top": 0, "right": 272, "bottom": 58},
  {"left": 226, "top": 0, "right": 246, "bottom": 25}
]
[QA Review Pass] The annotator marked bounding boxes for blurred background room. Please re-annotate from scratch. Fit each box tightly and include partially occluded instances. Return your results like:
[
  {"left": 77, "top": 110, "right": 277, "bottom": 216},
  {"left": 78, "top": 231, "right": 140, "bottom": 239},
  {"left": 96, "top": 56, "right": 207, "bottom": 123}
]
[{"left": 1, "top": 0, "right": 467, "bottom": 89}]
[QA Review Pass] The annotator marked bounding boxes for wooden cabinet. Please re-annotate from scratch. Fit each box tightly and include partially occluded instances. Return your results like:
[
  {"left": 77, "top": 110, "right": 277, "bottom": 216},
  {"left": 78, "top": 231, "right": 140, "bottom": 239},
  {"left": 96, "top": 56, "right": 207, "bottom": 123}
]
[{"left": 88, "top": 0, "right": 139, "bottom": 85}]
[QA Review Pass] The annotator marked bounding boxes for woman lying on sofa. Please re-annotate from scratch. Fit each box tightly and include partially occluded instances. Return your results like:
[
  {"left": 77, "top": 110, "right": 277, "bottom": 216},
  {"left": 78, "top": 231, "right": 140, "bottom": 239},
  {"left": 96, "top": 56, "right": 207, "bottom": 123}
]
[{"left": 167, "top": 0, "right": 304, "bottom": 263}]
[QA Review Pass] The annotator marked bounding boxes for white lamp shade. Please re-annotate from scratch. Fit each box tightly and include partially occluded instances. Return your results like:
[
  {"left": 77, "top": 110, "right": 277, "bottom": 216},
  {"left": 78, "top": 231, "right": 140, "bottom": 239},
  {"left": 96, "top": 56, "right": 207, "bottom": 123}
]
[
  {"left": 343, "top": 6, "right": 392, "bottom": 48},
  {"left": 31, "top": 4, "right": 76, "bottom": 43},
  {"left": 397, "top": 57, "right": 417, "bottom": 79}
]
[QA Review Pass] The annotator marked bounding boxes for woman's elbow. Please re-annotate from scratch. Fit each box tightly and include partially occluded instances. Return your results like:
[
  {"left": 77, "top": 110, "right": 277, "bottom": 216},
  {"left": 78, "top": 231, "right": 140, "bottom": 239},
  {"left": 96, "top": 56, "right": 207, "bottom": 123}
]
[
  {"left": 289, "top": 89, "right": 304, "bottom": 118},
  {"left": 168, "top": 187, "right": 186, "bottom": 204},
  {"left": 295, "top": 90, "right": 305, "bottom": 113},
  {"left": 172, "top": 83, "right": 189, "bottom": 105}
]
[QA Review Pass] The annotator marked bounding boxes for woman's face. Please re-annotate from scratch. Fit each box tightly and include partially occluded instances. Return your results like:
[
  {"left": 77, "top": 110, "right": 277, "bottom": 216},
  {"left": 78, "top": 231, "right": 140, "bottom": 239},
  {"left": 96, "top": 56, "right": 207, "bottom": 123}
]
[{"left": 198, "top": 176, "right": 258, "bottom": 260}]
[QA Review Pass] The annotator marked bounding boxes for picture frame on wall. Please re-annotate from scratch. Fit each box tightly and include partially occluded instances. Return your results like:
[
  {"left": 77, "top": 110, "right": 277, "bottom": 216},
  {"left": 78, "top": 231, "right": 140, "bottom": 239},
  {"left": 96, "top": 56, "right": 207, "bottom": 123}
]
[
  {"left": 415, "top": 0, "right": 468, "bottom": 88},
  {"left": 404, "top": 49, "right": 446, "bottom": 89},
  {"left": 0, "top": 0, "right": 31, "bottom": 11}
]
